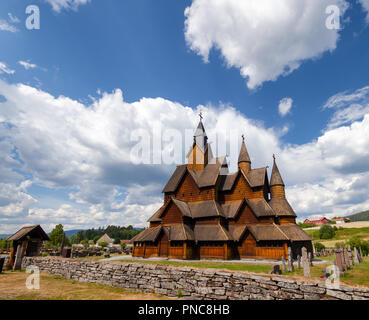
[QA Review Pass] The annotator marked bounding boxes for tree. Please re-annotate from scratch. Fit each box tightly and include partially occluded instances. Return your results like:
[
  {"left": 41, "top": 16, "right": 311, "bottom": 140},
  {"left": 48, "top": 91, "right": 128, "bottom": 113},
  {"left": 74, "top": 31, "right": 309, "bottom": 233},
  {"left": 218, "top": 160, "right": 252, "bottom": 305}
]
[
  {"left": 70, "top": 234, "right": 79, "bottom": 244},
  {"left": 49, "top": 224, "right": 70, "bottom": 246},
  {"left": 98, "top": 241, "right": 108, "bottom": 248},
  {"left": 347, "top": 237, "right": 369, "bottom": 256},
  {"left": 314, "top": 242, "right": 325, "bottom": 253},
  {"left": 0, "top": 238, "right": 8, "bottom": 250},
  {"left": 319, "top": 225, "right": 335, "bottom": 240}
]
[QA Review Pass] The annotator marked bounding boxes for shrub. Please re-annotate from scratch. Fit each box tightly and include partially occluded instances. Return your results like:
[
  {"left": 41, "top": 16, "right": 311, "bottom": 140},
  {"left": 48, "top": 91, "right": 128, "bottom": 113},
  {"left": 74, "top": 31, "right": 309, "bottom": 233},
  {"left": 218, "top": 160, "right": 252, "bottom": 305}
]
[
  {"left": 314, "top": 242, "right": 325, "bottom": 252},
  {"left": 98, "top": 241, "right": 108, "bottom": 248},
  {"left": 319, "top": 225, "right": 335, "bottom": 239},
  {"left": 346, "top": 237, "right": 369, "bottom": 256},
  {"left": 335, "top": 242, "right": 346, "bottom": 249}
]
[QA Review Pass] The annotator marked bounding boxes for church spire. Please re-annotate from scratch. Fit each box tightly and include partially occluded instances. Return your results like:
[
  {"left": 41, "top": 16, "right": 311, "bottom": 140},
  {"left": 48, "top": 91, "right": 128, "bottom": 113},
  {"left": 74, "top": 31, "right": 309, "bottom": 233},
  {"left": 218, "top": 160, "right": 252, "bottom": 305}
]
[
  {"left": 187, "top": 113, "right": 212, "bottom": 171},
  {"left": 238, "top": 135, "right": 251, "bottom": 173},
  {"left": 270, "top": 154, "right": 285, "bottom": 198}
]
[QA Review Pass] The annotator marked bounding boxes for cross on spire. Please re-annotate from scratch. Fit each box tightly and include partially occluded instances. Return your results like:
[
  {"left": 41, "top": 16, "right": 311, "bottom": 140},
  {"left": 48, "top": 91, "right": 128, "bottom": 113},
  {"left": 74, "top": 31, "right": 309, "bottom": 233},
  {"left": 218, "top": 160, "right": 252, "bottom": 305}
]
[
  {"left": 242, "top": 134, "right": 245, "bottom": 142},
  {"left": 273, "top": 154, "right": 276, "bottom": 161},
  {"left": 199, "top": 111, "right": 203, "bottom": 121}
]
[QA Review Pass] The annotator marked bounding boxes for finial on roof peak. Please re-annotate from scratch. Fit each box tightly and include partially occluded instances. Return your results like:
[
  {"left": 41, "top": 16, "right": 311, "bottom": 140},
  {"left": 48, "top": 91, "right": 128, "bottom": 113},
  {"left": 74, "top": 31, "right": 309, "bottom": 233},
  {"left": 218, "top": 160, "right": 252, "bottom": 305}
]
[
  {"left": 273, "top": 154, "right": 276, "bottom": 161},
  {"left": 199, "top": 111, "right": 203, "bottom": 121},
  {"left": 242, "top": 134, "right": 245, "bottom": 142}
]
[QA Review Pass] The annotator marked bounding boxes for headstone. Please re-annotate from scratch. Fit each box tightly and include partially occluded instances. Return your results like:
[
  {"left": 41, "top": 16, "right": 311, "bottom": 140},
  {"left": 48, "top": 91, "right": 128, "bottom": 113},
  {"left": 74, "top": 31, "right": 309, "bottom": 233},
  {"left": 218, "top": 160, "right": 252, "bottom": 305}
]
[
  {"left": 354, "top": 247, "right": 359, "bottom": 264},
  {"left": 287, "top": 247, "right": 294, "bottom": 272},
  {"left": 347, "top": 245, "right": 354, "bottom": 266},
  {"left": 281, "top": 256, "right": 287, "bottom": 272},
  {"left": 302, "top": 247, "right": 310, "bottom": 277},
  {"left": 343, "top": 249, "right": 350, "bottom": 270},
  {"left": 359, "top": 247, "right": 364, "bottom": 261},
  {"left": 308, "top": 251, "right": 313, "bottom": 266},
  {"left": 335, "top": 250, "right": 344, "bottom": 274},
  {"left": 269, "top": 264, "right": 282, "bottom": 275},
  {"left": 297, "top": 254, "right": 301, "bottom": 269}
]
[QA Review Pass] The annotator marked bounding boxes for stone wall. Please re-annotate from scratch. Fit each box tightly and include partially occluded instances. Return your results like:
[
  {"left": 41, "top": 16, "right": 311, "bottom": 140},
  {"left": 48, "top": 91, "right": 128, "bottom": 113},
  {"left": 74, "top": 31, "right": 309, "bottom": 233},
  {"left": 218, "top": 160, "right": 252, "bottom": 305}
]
[{"left": 22, "top": 257, "right": 369, "bottom": 300}]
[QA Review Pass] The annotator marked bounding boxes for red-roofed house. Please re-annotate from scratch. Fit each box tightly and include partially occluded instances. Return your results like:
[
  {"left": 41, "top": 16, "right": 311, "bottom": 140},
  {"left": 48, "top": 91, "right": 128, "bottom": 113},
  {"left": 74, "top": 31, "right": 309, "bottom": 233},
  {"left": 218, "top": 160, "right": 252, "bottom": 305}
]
[{"left": 304, "top": 217, "right": 330, "bottom": 225}]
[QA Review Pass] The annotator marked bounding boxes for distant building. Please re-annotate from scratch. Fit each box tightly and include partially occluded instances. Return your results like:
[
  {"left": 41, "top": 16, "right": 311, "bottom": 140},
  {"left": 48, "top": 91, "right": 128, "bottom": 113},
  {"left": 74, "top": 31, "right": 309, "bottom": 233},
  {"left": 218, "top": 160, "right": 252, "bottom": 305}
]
[
  {"left": 304, "top": 217, "right": 330, "bottom": 225},
  {"left": 120, "top": 239, "right": 132, "bottom": 248},
  {"left": 96, "top": 233, "right": 114, "bottom": 247},
  {"left": 332, "top": 217, "right": 351, "bottom": 224}
]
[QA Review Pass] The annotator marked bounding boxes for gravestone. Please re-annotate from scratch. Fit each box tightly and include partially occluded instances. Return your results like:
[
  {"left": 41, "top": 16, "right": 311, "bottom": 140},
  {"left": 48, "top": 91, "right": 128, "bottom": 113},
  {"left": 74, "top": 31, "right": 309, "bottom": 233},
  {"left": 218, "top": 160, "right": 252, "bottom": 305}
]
[
  {"left": 359, "top": 247, "right": 363, "bottom": 260},
  {"left": 347, "top": 245, "right": 354, "bottom": 266},
  {"left": 302, "top": 247, "right": 310, "bottom": 277},
  {"left": 287, "top": 247, "right": 294, "bottom": 272},
  {"left": 308, "top": 251, "right": 313, "bottom": 266},
  {"left": 269, "top": 264, "right": 282, "bottom": 275},
  {"left": 281, "top": 256, "right": 287, "bottom": 273},
  {"left": 354, "top": 247, "right": 359, "bottom": 264},
  {"left": 343, "top": 249, "right": 350, "bottom": 270},
  {"left": 297, "top": 254, "right": 301, "bottom": 269},
  {"left": 335, "top": 249, "right": 344, "bottom": 273}
]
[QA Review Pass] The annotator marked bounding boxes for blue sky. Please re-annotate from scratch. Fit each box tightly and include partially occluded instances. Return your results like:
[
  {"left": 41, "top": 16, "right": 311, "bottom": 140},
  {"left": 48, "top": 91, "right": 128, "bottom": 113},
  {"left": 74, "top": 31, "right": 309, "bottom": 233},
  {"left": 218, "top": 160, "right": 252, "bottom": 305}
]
[{"left": 1, "top": 0, "right": 369, "bottom": 233}]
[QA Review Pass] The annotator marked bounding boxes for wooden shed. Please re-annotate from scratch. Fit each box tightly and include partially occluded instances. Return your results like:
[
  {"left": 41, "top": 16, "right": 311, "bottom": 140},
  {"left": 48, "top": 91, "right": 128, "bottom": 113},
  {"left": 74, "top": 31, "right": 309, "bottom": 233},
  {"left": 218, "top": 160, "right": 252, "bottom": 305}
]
[{"left": 7, "top": 225, "right": 50, "bottom": 269}]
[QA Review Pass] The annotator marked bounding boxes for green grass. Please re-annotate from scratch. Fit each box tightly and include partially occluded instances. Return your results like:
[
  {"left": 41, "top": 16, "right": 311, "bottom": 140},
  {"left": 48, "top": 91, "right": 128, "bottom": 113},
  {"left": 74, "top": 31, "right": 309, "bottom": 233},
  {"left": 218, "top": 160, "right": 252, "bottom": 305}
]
[
  {"left": 116, "top": 258, "right": 272, "bottom": 274},
  {"left": 306, "top": 227, "right": 369, "bottom": 243}
]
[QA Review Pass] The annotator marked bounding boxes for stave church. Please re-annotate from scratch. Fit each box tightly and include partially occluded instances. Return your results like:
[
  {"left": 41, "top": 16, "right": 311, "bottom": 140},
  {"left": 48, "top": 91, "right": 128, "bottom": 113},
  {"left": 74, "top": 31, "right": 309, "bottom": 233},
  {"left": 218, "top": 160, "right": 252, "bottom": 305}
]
[{"left": 132, "top": 117, "right": 312, "bottom": 260}]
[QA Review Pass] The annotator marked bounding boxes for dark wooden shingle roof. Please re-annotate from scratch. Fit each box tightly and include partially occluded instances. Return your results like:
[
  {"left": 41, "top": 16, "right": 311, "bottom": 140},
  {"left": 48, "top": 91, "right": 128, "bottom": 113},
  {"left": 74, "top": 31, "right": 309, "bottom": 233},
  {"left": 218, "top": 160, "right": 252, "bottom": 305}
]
[
  {"left": 246, "top": 198, "right": 275, "bottom": 217},
  {"left": 248, "top": 224, "right": 288, "bottom": 241},
  {"left": 194, "top": 224, "right": 232, "bottom": 241},
  {"left": 7, "top": 225, "right": 50, "bottom": 242},
  {"left": 268, "top": 198, "right": 296, "bottom": 217}
]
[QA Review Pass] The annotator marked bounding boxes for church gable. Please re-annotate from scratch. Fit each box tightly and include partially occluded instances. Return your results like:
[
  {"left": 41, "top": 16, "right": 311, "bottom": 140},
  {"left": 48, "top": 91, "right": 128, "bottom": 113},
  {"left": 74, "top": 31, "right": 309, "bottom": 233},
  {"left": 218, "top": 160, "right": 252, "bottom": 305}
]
[
  {"left": 175, "top": 171, "right": 215, "bottom": 202},
  {"left": 161, "top": 201, "right": 184, "bottom": 224},
  {"left": 221, "top": 172, "right": 256, "bottom": 201},
  {"left": 232, "top": 203, "right": 259, "bottom": 224}
]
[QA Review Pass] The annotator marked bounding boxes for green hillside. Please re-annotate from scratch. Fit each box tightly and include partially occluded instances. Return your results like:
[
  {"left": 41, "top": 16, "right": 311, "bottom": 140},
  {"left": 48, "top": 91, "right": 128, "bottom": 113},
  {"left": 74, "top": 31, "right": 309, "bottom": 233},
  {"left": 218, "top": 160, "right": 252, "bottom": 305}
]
[{"left": 347, "top": 210, "right": 369, "bottom": 222}]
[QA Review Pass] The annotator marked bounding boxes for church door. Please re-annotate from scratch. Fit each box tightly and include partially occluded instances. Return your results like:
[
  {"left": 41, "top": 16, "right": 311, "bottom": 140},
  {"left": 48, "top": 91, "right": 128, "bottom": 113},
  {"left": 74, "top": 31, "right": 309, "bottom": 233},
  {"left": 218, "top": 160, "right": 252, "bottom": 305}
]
[{"left": 158, "top": 231, "right": 169, "bottom": 257}]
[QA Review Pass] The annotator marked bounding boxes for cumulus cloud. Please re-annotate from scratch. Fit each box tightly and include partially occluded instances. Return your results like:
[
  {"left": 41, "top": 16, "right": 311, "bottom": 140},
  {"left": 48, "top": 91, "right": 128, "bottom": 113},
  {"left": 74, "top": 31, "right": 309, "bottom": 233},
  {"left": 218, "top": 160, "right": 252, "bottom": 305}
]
[
  {"left": 278, "top": 98, "right": 293, "bottom": 117},
  {"left": 45, "top": 0, "right": 91, "bottom": 12},
  {"left": 0, "top": 62, "right": 15, "bottom": 75},
  {"left": 1, "top": 80, "right": 369, "bottom": 231},
  {"left": 184, "top": 0, "right": 348, "bottom": 89},
  {"left": 0, "top": 19, "right": 18, "bottom": 33},
  {"left": 18, "top": 61, "right": 37, "bottom": 70},
  {"left": 8, "top": 13, "right": 20, "bottom": 24},
  {"left": 359, "top": 0, "right": 369, "bottom": 22},
  {"left": 323, "top": 86, "right": 369, "bottom": 128}
]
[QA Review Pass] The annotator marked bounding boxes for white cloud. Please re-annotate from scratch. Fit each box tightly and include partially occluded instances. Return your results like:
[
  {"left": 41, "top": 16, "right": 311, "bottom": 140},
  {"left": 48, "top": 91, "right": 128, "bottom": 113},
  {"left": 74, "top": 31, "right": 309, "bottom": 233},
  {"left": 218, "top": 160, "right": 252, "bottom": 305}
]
[
  {"left": 184, "top": 0, "right": 348, "bottom": 89},
  {"left": 278, "top": 98, "right": 293, "bottom": 117},
  {"left": 18, "top": 61, "right": 37, "bottom": 70},
  {"left": 45, "top": 0, "right": 91, "bottom": 12},
  {"left": 359, "top": 0, "right": 369, "bottom": 22},
  {"left": 1, "top": 80, "right": 369, "bottom": 232},
  {"left": 0, "top": 62, "right": 15, "bottom": 75},
  {"left": 323, "top": 86, "right": 369, "bottom": 128},
  {"left": 8, "top": 13, "right": 20, "bottom": 24},
  {"left": 0, "top": 19, "right": 18, "bottom": 32}
]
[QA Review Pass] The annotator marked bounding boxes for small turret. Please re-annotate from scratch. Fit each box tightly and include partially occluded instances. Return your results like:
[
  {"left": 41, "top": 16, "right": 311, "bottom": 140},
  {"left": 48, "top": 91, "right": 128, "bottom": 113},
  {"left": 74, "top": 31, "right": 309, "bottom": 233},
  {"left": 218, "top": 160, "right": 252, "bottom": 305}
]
[
  {"left": 270, "top": 154, "right": 285, "bottom": 198},
  {"left": 238, "top": 135, "right": 251, "bottom": 173}
]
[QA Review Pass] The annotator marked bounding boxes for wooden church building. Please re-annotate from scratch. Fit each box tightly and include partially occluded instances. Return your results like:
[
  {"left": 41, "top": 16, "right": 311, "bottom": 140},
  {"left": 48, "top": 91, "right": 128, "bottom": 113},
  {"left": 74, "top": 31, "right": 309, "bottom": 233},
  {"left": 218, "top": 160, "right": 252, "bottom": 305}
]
[{"left": 132, "top": 118, "right": 312, "bottom": 260}]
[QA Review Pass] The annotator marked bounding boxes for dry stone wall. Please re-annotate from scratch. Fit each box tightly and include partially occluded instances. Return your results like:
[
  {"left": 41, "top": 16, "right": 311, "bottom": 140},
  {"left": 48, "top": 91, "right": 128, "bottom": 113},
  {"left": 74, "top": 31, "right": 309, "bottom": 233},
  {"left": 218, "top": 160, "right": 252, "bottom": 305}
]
[{"left": 22, "top": 257, "right": 369, "bottom": 300}]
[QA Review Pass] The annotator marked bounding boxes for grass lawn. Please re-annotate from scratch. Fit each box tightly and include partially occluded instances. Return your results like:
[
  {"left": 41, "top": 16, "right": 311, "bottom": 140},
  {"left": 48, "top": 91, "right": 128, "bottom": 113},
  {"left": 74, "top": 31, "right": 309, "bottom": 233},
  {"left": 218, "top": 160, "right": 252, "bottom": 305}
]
[
  {"left": 305, "top": 226, "right": 369, "bottom": 247},
  {"left": 114, "top": 258, "right": 272, "bottom": 274},
  {"left": 0, "top": 270, "right": 169, "bottom": 300}
]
